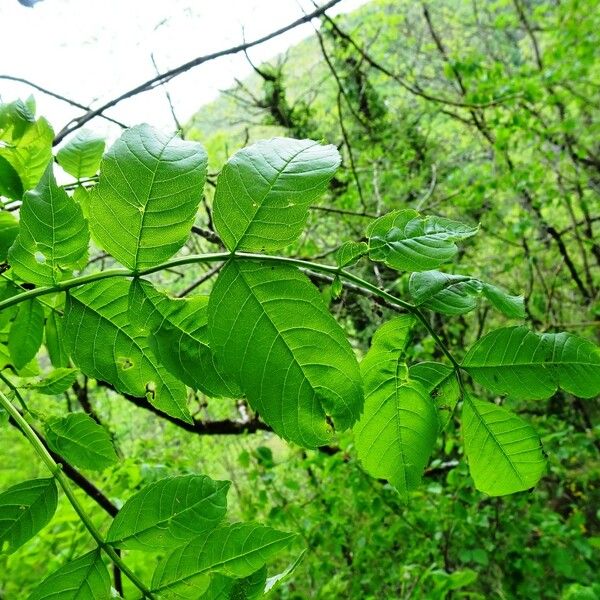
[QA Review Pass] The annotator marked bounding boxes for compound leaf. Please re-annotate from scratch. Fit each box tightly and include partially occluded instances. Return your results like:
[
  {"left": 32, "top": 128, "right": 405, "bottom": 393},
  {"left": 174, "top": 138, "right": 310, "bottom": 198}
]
[
  {"left": 64, "top": 278, "right": 191, "bottom": 422},
  {"left": 8, "top": 165, "right": 89, "bottom": 286},
  {"left": 462, "top": 326, "right": 600, "bottom": 400},
  {"left": 56, "top": 129, "right": 105, "bottom": 179},
  {"left": 213, "top": 138, "right": 340, "bottom": 252},
  {"left": 44, "top": 413, "right": 118, "bottom": 471},
  {"left": 0, "top": 478, "right": 58, "bottom": 554},
  {"left": 106, "top": 475, "right": 230, "bottom": 551},
  {"left": 208, "top": 260, "right": 363, "bottom": 448},
  {"left": 462, "top": 396, "right": 546, "bottom": 495},
  {"left": 367, "top": 210, "right": 478, "bottom": 272},
  {"left": 27, "top": 549, "right": 111, "bottom": 600},
  {"left": 151, "top": 523, "right": 297, "bottom": 598},
  {"left": 354, "top": 316, "right": 438, "bottom": 498},
  {"left": 89, "top": 124, "right": 207, "bottom": 270}
]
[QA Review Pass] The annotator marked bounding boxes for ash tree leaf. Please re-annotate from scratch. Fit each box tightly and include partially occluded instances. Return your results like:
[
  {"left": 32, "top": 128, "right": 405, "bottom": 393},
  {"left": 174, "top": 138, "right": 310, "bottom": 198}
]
[
  {"left": 354, "top": 316, "right": 439, "bottom": 498},
  {"left": 106, "top": 474, "right": 230, "bottom": 551},
  {"left": 462, "top": 396, "right": 546, "bottom": 495},
  {"left": 151, "top": 523, "right": 297, "bottom": 599},
  {"left": 28, "top": 368, "right": 78, "bottom": 395},
  {"left": 64, "top": 278, "right": 192, "bottom": 422},
  {"left": 8, "top": 165, "right": 89, "bottom": 286},
  {"left": 56, "top": 129, "right": 105, "bottom": 179},
  {"left": 0, "top": 478, "right": 58, "bottom": 554},
  {"left": 334, "top": 241, "right": 368, "bottom": 268},
  {"left": 409, "top": 270, "right": 524, "bottom": 318},
  {"left": 367, "top": 209, "right": 479, "bottom": 272},
  {"left": 213, "top": 138, "right": 340, "bottom": 252},
  {"left": 27, "top": 549, "right": 111, "bottom": 600},
  {"left": 129, "top": 279, "right": 240, "bottom": 399},
  {"left": 0, "top": 156, "right": 24, "bottom": 201},
  {"left": 89, "top": 124, "right": 207, "bottom": 271},
  {"left": 0, "top": 212, "right": 19, "bottom": 261},
  {"left": 409, "top": 362, "right": 460, "bottom": 430},
  {"left": 8, "top": 298, "right": 44, "bottom": 369},
  {"left": 0, "top": 102, "right": 53, "bottom": 190},
  {"left": 462, "top": 326, "right": 600, "bottom": 400},
  {"left": 44, "top": 413, "right": 118, "bottom": 471},
  {"left": 208, "top": 260, "right": 363, "bottom": 448},
  {"left": 201, "top": 567, "right": 267, "bottom": 600},
  {"left": 264, "top": 549, "right": 307, "bottom": 594}
]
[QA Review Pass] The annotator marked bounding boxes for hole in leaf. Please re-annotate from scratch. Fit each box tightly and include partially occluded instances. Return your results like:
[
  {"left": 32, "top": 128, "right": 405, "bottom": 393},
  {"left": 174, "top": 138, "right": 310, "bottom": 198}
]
[{"left": 117, "top": 356, "right": 134, "bottom": 370}]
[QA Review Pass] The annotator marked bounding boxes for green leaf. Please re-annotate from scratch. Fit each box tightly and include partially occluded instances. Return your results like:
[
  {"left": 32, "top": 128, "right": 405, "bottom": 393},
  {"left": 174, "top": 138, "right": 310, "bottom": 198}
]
[
  {"left": 367, "top": 210, "right": 478, "bottom": 272},
  {"left": 106, "top": 474, "right": 230, "bottom": 551},
  {"left": 0, "top": 478, "right": 58, "bottom": 554},
  {"left": 44, "top": 413, "right": 118, "bottom": 471},
  {"left": 8, "top": 298, "right": 44, "bottom": 369},
  {"left": 89, "top": 124, "right": 207, "bottom": 270},
  {"left": 0, "top": 156, "right": 23, "bottom": 201},
  {"left": 354, "top": 316, "right": 438, "bottom": 498},
  {"left": 8, "top": 165, "right": 89, "bottom": 286},
  {"left": 409, "top": 271, "right": 524, "bottom": 318},
  {"left": 213, "top": 138, "right": 340, "bottom": 252},
  {"left": 208, "top": 260, "right": 363, "bottom": 448},
  {"left": 45, "top": 311, "right": 69, "bottom": 368},
  {"left": 334, "top": 241, "right": 368, "bottom": 268},
  {"left": 27, "top": 549, "right": 111, "bottom": 600},
  {"left": 264, "top": 549, "right": 307, "bottom": 594},
  {"left": 56, "top": 129, "right": 105, "bottom": 179},
  {"left": 151, "top": 523, "right": 297, "bottom": 598},
  {"left": 29, "top": 368, "right": 78, "bottom": 395},
  {"left": 462, "top": 326, "right": 600, "bottom": 400},
  {"left": 409, "top": 362, "right": 460, "bottom": 430},
  {"left": 462, "top": 396, "right": 546, "bottom": 495},
  {"left": 129, "top": 279, "right": 240, "bottom": 398},
  {"left": 64, "top": 278, "right": 192, "bottom": 422},
  {"left": 199, "top": 567, "right": 266, "bottom": 600},
  {"left": 0, "top": 106, "right": 53, "bottom": 190},
  {"left": 0, "top": 212, "right": 19, "bottom": 261}
]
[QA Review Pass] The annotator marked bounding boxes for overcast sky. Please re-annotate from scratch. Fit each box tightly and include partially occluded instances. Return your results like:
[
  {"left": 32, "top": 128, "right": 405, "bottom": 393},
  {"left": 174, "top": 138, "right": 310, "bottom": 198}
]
[{"left": 0, "top": 0, "right": 367, "bottom": 143}]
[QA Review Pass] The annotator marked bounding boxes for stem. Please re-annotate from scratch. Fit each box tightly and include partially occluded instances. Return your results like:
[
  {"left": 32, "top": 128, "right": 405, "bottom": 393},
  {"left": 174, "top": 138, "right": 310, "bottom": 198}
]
[
  {"left": 0, "top": 251, "right": 465, "bottom": 388},
  {"left": 0, "top": 389, "right": 155, "bottom": 599}
]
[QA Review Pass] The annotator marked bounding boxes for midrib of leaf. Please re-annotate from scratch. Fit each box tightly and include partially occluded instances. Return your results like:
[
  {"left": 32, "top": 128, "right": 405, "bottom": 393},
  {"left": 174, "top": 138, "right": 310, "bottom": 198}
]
[
  {"left": 1, "top": 484, "right": 49, "bottom": 539},
  {"left": 393, "top": 357, "right": 408, "bottom": 493},
  {"left": 154, "top": 532, "right": 296, "bottom": 591},
  {"left": 132, "top": 134, "right": 173, "bottom": 269},
  {"left": 465, "top": 397, "right": 526, "bottom": 486},
  {"left": 232, "top": 142, "right": 318, "bottom": 251}
]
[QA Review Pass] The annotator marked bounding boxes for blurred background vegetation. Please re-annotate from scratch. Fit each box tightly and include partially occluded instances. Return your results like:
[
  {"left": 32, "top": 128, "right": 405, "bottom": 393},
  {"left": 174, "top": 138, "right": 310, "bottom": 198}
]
[{"left": 1, "top": 0, "right": 599, "bottom": 597}]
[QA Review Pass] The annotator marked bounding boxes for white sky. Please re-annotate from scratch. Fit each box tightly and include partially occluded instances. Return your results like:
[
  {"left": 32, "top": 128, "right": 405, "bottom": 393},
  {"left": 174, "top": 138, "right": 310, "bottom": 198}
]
[{"left": 0, "top": 0, "right": 367, "bottom": 144}]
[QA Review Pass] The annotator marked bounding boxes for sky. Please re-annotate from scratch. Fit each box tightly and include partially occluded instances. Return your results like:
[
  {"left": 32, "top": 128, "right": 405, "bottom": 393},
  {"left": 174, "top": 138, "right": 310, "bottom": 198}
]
[{"left": 0, "top": 0, "right": 367, "bottom": 144}]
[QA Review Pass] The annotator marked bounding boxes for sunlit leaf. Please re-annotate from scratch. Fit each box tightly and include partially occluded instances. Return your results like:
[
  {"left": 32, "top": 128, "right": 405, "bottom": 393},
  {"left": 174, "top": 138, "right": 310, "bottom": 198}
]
[{"left": 56, "top": 129, "right": 105, "bottom": 179}]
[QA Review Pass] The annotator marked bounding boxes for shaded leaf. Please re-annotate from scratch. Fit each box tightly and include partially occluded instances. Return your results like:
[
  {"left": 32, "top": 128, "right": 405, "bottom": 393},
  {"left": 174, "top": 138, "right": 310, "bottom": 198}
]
[
  {"left": 354, "top": 316, "right": 438, "bottom": 498},
  {"left": 64, "top": 278, "right": 191, "bottom": 422},
  {"left": 0, "top": 478, "right": 58, "bottom": 554},
  {"left": 409, "top": 362, "right": 460, "bottom": 430},
  {"left": 8, "top": 165, "right": 89, "bottom": 286},
  {"left": 106, "top": 474, "right": 230, "bottom": 551},
  {"left": 462, "top": 326, "right": 600, "bottom": 400},
  {"left": 334, "top": 241, "right": 368, "bottom": 268},
  {"left": 0, "top": 212, "right": 20, "bottom": 262},
  {"left": 29, "top": 368, "right": 78, "bottom": 395},
  {"left": 44, "top": 413, "right": 118, "bottom": 471},
  {"left": 129, "top": 279, "right": 240, "bottom": 398},
  {"left": 367, "top": 210, "right": 478, "bottom": 272},
  {"left": 0, "top": 155, "right": 24, "bottom": 201},
  {"left": 56, "top": 129, "right": 105, "bottom": 179},
  {"left": 208, "top": 260, "right": 363, "bottom": 448},
  {"left": 462, "top": 396, "right": 546, "bottom": 495},
  {"left": 409, "top": 270, "right": 524, "bottom": 318},
  {"left": 8, "top": 298, "right": 44, "bottom": 369},
  {"left": 89, "top": 124, "right": 207, "bottom": 270},
  {"left": 213, "top": 138, "right": 340, "bottom": 252},
  {"left": 45, "top": 311, "right": 69, "bottom": 368},
  {"left": 27, "top": 549, "right": 111, "bottom": 600}
]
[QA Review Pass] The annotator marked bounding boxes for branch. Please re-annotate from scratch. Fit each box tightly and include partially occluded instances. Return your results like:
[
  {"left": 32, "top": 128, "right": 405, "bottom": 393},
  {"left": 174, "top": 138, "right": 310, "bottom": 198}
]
[{"left": 53, "top": 0, "right": 344, "bottom": 144}]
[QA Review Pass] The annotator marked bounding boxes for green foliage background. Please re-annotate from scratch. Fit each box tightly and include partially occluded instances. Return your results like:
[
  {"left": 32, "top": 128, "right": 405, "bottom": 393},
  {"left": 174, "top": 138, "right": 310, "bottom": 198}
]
[{"left": 1, "top": 0, "right": 599, "bottom": 598}]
